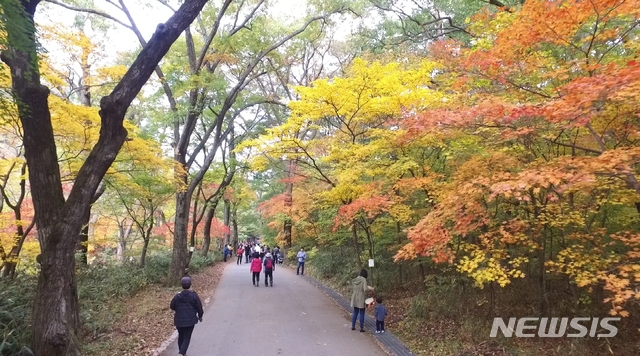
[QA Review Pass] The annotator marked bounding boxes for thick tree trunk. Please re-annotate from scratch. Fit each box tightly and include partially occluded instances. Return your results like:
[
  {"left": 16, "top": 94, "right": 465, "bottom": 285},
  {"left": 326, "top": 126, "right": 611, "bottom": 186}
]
[
  {"left": 169, "top": 190, "right": 191, "bottom": 283},
  {"left": 3, "top": 1, "right": 211, "bottom": 353}
]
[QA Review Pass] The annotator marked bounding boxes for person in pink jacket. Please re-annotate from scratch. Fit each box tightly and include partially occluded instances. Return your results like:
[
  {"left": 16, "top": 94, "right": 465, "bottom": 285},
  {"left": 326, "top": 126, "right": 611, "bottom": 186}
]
[{"left": 250, "top": 252, "right": 262, "bottom": 287}]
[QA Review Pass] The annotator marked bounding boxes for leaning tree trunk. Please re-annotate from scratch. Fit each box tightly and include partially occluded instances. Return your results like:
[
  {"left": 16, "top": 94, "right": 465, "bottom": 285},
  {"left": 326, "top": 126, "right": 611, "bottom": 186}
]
[{"left": 3, "top": 1, "right": 211, "bottom": 354}]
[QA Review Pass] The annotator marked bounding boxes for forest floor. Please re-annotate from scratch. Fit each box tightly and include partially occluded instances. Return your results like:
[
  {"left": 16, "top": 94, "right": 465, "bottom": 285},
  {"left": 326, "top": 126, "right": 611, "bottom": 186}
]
[{"left": 82, "top": 261, "right": 227, "bottom": 356}]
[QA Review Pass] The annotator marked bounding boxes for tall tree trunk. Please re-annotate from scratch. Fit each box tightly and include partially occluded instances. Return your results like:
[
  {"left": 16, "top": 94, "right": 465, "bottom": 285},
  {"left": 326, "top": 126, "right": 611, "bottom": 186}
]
[
  {"left": 3, "top": 1, "right": 210, "bottom": 353},
  {"left": 223, "top": 198, "right": 231, "bottom": 246},
  {"left": 170, "top": 190, "right": 191, "bottom": 282},
  {"left": 116, "top": 220, "right": 133, "bottom": 263},
  {"left": 201, "top": 205, "right": 214, "bottom": 256},
  {"left": 283, "top": 160, "right": 294, "bottom": 247},
  {"left": 75, "top": 42, "right": 96, "bottom": 267},
  {"left": 231, "top": 202, "right": 238, "bottom": 247},
  {"left": 351, "top": 221, "right": 362, "bottom": 268},
  {"left": 139, "top": 225, "right": 153, "bottom": 267},
  {"left": 396, "top": 222, "right": 403, "bottom": 285}
]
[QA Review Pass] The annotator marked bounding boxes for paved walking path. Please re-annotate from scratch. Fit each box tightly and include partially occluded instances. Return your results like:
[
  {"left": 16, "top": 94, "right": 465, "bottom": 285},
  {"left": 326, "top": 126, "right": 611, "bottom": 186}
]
[{"left": 160, "top": 261, "right": 397, "bottom": 356}]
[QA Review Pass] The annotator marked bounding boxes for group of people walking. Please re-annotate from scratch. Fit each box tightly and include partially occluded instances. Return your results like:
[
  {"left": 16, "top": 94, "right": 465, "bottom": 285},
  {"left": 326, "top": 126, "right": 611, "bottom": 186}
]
[
  {"left": 169, "top": 244, "right": 388, "bottom": 356},
  {"left": 231, "top": 242, "right": 284, "bottom": 266}
]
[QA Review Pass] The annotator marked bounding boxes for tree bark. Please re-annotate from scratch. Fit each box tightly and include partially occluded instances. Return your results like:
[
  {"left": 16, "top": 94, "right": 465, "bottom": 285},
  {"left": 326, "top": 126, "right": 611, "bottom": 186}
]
[
  {"left": 283, "top": 160, "right": 294, "bottom": 247},
  {"left": 231, "top": 202, "right": 238, "bottom": 247},
  {"left": 351, "top": 221, "right": 362, "bottom": 268},
  {"left": 3, "top": 0, "right": 210, "bottom": 354},
  {"left": 116, "top": 219, "right": 133, "bottom": 263},
  {"left": 223, "top": 198, "right": 231, "bottom": 246},
  {"left": 201, "top": 203, "right": 216, "bottom": 256},
  {"left": 139, "top": 225, "right": 153, "bottom": 268},
  {"left": 170, "top": 190, "right": 191, "bottom": 282}
]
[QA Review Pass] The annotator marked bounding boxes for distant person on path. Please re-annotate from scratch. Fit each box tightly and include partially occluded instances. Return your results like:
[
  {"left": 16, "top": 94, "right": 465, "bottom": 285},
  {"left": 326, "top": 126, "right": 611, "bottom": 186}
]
[
  {"left": 263, "top": 252, "right": 275, "bottom": 287},
  {"left": 250, "top": 252, "right": 262, "bottom": 287},
  {"left": 374, "top": 297, "right": 387, "bottom": 333},
  {"left": 296, "top": 248, "right": 307, "bottom": 275},
  {"left": 273, "top": 246, "right": 281, "bottom": 263},
  {"left": 170, "top": 276, "right": 204, "bottom": 356},
  {"left": 236, "top": 245, "right": 244, "bottom": 265},
  {"left": 350, "top": 268, "right": 373, "bottom": 332},
  {"left": 244, "top": 243, "right": 251, "bottom": 263},
  {"left": 223, "top": 244, "right": 229, "bottom": 262}
]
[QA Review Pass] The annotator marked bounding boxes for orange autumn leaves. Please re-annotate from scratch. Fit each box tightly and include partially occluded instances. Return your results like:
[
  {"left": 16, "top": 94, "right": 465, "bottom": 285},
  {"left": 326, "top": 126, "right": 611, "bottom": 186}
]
[
  {"left": 397, "top": 0, "right": 640, "bottom": 314},
  {"left": 246, "top": 0, "right": 640, "bottom": 315}
]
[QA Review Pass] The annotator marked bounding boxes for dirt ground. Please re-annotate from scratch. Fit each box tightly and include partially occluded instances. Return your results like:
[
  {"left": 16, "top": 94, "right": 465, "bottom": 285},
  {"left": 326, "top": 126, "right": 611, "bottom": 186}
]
[{"left": 83, "top": 261, "right": 227, "bottom": 356}]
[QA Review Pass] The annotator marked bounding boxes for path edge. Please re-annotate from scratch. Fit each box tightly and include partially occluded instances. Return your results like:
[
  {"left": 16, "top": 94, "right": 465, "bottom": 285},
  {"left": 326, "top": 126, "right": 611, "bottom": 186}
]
[{"left": 300, "top": 272, "right": 416, "bottom": 356}]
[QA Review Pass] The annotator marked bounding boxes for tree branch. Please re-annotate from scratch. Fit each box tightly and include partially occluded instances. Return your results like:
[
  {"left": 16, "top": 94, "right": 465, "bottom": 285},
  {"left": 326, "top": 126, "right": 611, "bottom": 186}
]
[{"left": 44, "top": 0, "right": 133, "bottom": 30}]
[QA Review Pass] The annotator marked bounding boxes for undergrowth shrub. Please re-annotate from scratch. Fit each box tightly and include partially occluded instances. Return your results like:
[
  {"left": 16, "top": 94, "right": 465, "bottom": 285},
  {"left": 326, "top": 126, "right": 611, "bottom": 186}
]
[
  {"left": 188, "top": 253, "right": 216, "bottom": 273},
  {"left": 0, "top": 276, "right": 36, "bottom": 356},
  {"left": 2, "top": 250, "right": 217, "bottom": 353},
  {"left": 307, "top": 246, "right": 358, "bottom": 289}
]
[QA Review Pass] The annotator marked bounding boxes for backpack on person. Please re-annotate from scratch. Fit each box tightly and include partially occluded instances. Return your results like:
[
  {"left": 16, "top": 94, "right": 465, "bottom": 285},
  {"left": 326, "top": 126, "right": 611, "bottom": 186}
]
[{"left": 266, "top": 258, "right": 273, "bottom": 270}]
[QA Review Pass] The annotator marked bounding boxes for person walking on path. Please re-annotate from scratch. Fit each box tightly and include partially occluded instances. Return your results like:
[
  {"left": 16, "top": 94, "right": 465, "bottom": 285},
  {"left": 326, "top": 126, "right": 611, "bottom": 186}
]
[
  {"left": 350, "top": 269, "right": 373, "bottom": 332},
  {"left": 170, "top": 276, "right": 204, "bottom": 356},
  {"left": 223, "top": 244, "right": 229, "bottom": 262},
  {"left": 273, "top": 246, "right": 281, "bottom": 264},
  {"left": 250, "top": 252, "right": 262, "bottom": 287},
  {"left": 244, "top": 243, "right": 251, "bottom": 263},
  {"left": 374, "top": 297, "right": 388, "bottom": 333},
  {"left": 296, "top": 248, "right": 307, "bottom": 275},
  {"left": 236, "top": 245, "right": 244, "bottom": 265},
  {"left": 263, "top": 252, "right": 275, "bottom": 287}
]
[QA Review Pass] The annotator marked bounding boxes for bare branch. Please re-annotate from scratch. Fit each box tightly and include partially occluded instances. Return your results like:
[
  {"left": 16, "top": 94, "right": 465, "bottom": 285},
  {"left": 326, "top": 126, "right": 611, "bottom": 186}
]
[{"left": 44, "top": 0, "right": 133, "bottom": 30}]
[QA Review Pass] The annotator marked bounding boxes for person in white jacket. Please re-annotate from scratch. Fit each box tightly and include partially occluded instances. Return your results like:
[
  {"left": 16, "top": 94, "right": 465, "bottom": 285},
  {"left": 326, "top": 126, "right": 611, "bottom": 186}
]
[{"left": 296, "top": 248, "right": 307, "bottom": 275}]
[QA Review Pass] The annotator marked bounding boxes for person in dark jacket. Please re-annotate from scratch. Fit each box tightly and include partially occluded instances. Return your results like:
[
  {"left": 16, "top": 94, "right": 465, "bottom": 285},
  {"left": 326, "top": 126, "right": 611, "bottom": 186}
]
[
  {"left": 170, "top": 276, "right": 204, "bottom": 356},
  {"left": 244, "top": 243, "right": 251, "bottom": 263},
  {"left": 263, "top": 253, "right": 275, "bottom": 287}
]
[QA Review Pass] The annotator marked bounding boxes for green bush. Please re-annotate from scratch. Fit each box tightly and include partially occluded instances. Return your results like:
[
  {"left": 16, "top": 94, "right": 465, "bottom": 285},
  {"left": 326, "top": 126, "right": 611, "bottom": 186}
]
[
  {"left": 141, "top": 252, "right": 172, "bottom": 284},
  {"left": 188, "top": 253, "right": 215, "bottom": 272},
  {"left": 0, "top": 276, "right": 36, "bottom": 356},
  {"left": 2, "top": 251, "right": 218, "bottom": 352}
]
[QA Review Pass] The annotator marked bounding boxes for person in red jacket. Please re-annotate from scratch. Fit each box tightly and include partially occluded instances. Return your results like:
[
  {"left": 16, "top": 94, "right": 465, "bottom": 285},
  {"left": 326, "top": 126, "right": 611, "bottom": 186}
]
[
  {"left": 250, "top": 252, "right": 262, "bottom": 287},
  {"left": 236, "top": 245, "right": 244, "bottom": 265}
]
